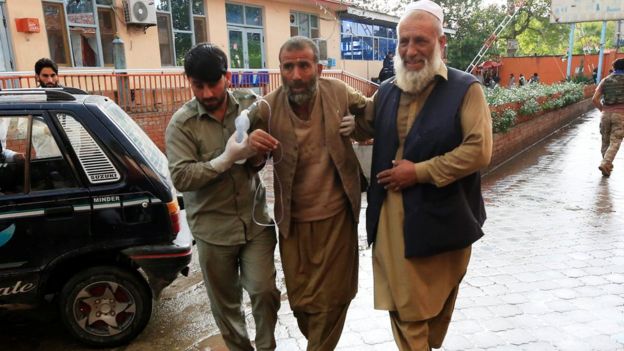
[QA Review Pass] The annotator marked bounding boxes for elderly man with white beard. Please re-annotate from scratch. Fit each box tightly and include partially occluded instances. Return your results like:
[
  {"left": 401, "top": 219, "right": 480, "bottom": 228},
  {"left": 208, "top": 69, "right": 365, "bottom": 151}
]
[{"left": 352, "top": 1, "right": 492, "bottom": 349}]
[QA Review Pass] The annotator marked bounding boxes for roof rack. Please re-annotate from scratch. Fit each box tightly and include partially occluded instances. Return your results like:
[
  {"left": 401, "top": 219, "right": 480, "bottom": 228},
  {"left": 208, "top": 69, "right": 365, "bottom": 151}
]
[{"left": 0, "top": 88, "right": 77, "bottom": 102}]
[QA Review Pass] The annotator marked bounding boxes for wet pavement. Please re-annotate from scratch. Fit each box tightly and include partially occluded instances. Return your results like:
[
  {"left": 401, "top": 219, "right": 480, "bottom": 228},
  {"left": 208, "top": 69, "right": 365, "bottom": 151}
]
[{"left": 2, "top": 108, "right": 624, "bottom": 350}]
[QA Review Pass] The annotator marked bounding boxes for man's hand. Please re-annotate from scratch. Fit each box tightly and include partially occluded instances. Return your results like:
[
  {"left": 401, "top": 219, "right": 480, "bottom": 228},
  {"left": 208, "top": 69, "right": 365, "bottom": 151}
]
[
  {"left": 339, "top": 115, "right": 355, "bottom": 136},
  {"left": 376, "top": 159, "right": 418, "bottom": 192},
  {"left": 249, "top": 129, "right": 279, "bottom": 154},
  {"left": 209, "top": 133, "right": 255, "bottom": 173}
]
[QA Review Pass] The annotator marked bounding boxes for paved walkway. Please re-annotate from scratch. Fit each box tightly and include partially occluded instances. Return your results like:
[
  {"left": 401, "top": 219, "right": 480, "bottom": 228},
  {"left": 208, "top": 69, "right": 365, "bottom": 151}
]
[{"left": 261, "top": 109, "right": 624, "bottom": 351}]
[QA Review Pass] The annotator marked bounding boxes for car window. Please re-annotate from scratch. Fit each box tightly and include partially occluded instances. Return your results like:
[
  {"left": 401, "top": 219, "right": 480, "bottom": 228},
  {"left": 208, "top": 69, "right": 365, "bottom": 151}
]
[
  {"left": 56, "top": 112, "right": 121, "bottom": 184},
  {"left": 29, "top": 116, "right": 78, "bottom": 192},
  {"left": 100, "top": 101, "right": 169, "bottom": 180},
  {"left": 30, "top": 117, "right": 62, "bottom": 159},
  {"left": 0, "top": 116, "right": 28, "bottom": 194},
  {"left": 0, "top": 115, "right": 77, "bottom": 194}
]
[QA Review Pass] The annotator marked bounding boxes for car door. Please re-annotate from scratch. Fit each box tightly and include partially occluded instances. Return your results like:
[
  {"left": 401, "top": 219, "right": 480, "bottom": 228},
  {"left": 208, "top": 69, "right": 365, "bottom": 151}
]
[{"left": 0, "top": 113, "right": 90, "bottom": 304}]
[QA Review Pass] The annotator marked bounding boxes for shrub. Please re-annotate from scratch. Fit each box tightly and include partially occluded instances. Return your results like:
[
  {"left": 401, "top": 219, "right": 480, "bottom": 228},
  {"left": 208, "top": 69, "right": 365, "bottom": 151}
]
[
  {"left": 519, "top": 98, "right": 542, "bottom": 116},
  {"left": 492, "top": 108, "right": 517, "bottom": 133}
]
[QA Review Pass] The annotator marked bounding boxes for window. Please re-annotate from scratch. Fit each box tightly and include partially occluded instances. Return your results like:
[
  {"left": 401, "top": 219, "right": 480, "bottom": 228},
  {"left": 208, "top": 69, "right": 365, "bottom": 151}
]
[
  {"left": 97, "top": 8, "right": 116, "bottom": 66},
  {"left": 156, "top": 0, "right": 206, "bottom": 66},
  {"left": 42, "top": 2, "right": 71, "bottom": 65},
  {"left": 0, "top": 115, "right": 77, "bottom": 194},
  {"left": 42, "top": 0, "right": 118, "bottom": 67},
  {"left": 226, "top": 3, "right": 265, "bottom": 69},
  {"left": 340, "top": 19, "right": 396, "bottom": 61},
  {"left": 290, "top": 12, "right": 319, "bottom": 38}
]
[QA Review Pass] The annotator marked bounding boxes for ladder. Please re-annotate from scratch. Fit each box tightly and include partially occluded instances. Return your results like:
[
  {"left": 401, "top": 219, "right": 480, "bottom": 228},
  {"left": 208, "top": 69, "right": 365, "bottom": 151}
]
[{"left": 465, "top": 1, "right": 524, "bottom": 73}]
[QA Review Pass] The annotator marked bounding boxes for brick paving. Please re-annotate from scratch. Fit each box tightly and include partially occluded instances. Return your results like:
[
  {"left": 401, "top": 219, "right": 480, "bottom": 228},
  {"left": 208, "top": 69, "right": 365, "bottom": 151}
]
[{"left": 257, "top": 109, "right": 624, "bottom": 351}]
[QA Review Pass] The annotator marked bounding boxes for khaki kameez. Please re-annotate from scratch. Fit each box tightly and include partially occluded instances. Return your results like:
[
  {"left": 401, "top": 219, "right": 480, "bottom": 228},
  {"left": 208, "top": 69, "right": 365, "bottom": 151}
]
[{"left": 371, "top": 65, "right": 492, "bottom": 350}]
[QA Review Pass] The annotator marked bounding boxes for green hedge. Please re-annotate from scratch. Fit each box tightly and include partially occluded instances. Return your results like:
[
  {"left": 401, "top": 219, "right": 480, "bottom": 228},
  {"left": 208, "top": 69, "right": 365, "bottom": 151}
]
[{"left": 486, "top": 82, "right": 586, "bottom": 134}]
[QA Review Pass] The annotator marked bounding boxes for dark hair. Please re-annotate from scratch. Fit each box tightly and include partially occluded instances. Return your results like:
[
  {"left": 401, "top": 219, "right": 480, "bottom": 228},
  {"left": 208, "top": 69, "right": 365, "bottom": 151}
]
[
  {"left": 279, "top": 36, "right": 319, "bottom": 64},
  {"left": 184, "top": 43, "right": 228, "bottom": 83},
  {"left": 34, "top": 58, "right": 58, "bottom": 75},
  {"left": 613, "top": 58, "right": 624, "bottom": 71}
]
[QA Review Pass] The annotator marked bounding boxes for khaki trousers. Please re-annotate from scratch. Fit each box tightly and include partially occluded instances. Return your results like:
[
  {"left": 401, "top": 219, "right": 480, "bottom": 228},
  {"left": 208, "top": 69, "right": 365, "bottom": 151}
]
[
  {"left": 599, "top": 111, "right": 624, "bottom": 168},
  {"left": 280, "top": 209, "right": 358, "bottom": 351},
  {"left": 195, "top": 227, "right": 280, "bottom": 351},
  {"left": 389, "top": 286, "right": 460, "bottom": 351}
]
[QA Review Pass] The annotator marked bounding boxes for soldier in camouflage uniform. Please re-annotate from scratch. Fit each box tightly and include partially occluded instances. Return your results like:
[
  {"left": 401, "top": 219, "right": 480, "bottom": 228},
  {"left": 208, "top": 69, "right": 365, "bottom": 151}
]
[{"left": 592, "top": 58, "right": 624, "bottom": 177}]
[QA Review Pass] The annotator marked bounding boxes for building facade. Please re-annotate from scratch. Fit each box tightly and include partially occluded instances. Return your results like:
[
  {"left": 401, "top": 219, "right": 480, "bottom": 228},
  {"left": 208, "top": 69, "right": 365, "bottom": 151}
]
[{"left": 0, "top": 0, "right": 402, "bottom": 80}]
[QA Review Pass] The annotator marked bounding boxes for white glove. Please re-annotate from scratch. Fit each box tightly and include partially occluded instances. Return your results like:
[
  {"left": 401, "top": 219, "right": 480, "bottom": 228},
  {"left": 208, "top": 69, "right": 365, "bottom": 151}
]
[
  {"left": 339, "top": 115, "right": 355, "bottom": 136},
  {"left": 209, "top": 133, "right": 256, "bottom": 173}
]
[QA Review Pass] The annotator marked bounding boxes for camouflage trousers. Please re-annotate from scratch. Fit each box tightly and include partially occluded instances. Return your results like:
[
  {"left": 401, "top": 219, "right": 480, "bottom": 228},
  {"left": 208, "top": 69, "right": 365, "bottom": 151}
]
[{"left": 599, "top": 111, "right": 624, "bottom": 168}]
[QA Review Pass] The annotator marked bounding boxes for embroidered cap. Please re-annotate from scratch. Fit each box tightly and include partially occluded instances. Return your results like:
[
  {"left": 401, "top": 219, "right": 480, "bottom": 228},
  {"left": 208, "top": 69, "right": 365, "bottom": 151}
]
[{"left": 405, "top": 0, "right": 444, "bottom": 24}]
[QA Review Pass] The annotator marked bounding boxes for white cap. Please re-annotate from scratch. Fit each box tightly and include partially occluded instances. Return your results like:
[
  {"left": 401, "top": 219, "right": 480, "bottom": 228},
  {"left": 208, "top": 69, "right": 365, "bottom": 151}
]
[{"left": 405, "top": 0, "right": 444, "bottom": 25}]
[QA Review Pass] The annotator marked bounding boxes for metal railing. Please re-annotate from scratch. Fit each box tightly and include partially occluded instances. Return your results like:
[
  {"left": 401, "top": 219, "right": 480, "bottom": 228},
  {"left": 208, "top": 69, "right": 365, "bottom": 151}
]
[{"left": 0, "top": 69, "right": 378, "bottom": 115}]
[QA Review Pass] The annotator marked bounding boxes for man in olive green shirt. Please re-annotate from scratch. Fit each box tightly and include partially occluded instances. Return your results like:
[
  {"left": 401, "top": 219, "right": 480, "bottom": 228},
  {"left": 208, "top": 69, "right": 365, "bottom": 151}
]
[{"left": 165, "top": 44, "right": 280, "bottom": 351}]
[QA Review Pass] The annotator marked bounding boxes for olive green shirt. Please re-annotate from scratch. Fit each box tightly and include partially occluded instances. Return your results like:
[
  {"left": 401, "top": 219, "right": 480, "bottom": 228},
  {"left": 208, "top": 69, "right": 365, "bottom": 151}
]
[{"left": 165, "top": 91, "right": 272, "bottom": 245}]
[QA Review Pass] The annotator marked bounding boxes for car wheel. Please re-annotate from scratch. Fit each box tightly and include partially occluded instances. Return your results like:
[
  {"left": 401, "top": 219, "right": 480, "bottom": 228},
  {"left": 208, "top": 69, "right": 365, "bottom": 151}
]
[{"left": 59, "top": 266, "right": 152, "bottom": 347}]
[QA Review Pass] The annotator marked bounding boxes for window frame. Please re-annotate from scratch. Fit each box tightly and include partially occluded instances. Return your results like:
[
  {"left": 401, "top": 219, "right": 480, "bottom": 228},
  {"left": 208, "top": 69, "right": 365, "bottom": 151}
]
[
  {"left": 42, "top": 0, "right": 118, "bottom": 67},
  {"left": 42, "top": 1, "right": 73, "bottom": 66},
  {"left": 97, "top": 6, "right": 117, "bottom": 67},
  {"left": 225, "top": 2, "right": 265, "bottom": 69},
  {"left": 340, "top": 18, "right": 396, "bottom": 61},
  {"left": 289, "top": 11, "right": 319, "bottom": 39},
  {"left": 156, "top": 0, "right": 206, "bottom": 66}
]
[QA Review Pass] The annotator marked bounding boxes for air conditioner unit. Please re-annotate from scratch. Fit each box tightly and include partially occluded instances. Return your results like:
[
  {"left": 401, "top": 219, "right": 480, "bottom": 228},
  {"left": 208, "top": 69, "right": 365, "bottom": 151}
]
[
  {"left": 313, "top": 39, "right": 328, "bottom": 61},
  {"left": 124, "top": 0, "right": 157, "bottom": 26}
]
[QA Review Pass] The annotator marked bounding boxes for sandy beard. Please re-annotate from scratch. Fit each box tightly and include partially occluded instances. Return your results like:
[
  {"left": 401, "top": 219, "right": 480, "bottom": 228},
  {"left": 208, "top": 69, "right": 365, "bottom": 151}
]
[
  {"left": 394, "top": 44, "right": 443, "bottom": 94},
  {"left": 282, "top": 75, "right": 318, "bottom": 106}
]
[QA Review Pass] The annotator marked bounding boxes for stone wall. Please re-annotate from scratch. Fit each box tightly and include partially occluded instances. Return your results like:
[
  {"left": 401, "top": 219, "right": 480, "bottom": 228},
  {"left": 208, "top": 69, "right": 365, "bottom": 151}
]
[{"left": 487, "top": 98, "right": 593, "bottom": 172}]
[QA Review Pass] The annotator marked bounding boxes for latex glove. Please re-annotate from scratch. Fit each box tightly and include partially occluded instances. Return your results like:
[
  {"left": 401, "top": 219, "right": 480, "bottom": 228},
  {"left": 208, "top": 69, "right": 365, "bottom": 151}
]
[
  {"left": 339, "top": 115, "right": 355, "bottom": 136},
  {"left": 209, "top": 133, "right": 256, "bottom": 173}
]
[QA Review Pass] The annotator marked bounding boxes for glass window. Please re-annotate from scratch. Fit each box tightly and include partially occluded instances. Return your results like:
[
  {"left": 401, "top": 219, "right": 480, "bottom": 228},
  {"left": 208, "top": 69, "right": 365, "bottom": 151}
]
[
  {"left": 174, "top": 32, "right": 192, "bottom": 66},
  {"left": 157, "top": 14, "right": 174, "bottom": 66},
  {"left": 171, "top": 0, "right": 191, "bottom": 31},
  {"left": 0, "top": 116, "right": 76, "bottom": 194},
  {"left": 310, "top": 15, "right": 318, "bottom": 28},
  {"left": 377, "top": 38, "right": 388, "bottom": 60},
  {"left": 291, "top": 11, "right": 319, "bottom": 39},
  {"left": 228, "top": 30, "right": 243, "bottom": 69},
  {"left": 98, "top": 8, "right": 116, "bottom": 66},
  {"left": 341, "top": 20, "right": 353, "bottom": 34},
  {"left": 341, "top": 35, "right": 352, "bottom": 59},
  {"left": 158, "top": 0, "right": 205, "bottom": 66},
  {"left": 96, "top": 0, "right": 113, "bottom": 5},
  {"left": 69, "top": 26, "right": 99, "bottom": 67},
  {"left": 155, "top": 0, "right": 169, "bottom": 11},
  {"left": 29, "top": 117, "right": 76, "bottom": 192},
  {"left": 362, "top": 37, "right": 373, "bottom": 60},
  {"left": 42, "top": 2, "right": 71, "bottom": 65},
  {"left": 192, "top": 0, "right": 204, "bottom": 15},
  {"left": 226, "top": 4, "right": 243, "bottom": 24},
  {"left": 298, "top": 13, "right": 309, "bottom": 37},
  {"left": 194, "top": 17, "right": 206, "bottom": 44},
  {"left": 340, "top": 19, "right": 396, "bottom": 61},
  {"left": 0, "top": 116, "right": 27, "bottom": 194},
  {"left": 100, "top": 101, "right": 169, "bottom": 180},
  {"left": 244, "top": 6, "right": 262, "bottom": 26},
  {"left": 66, "top": 0, "right": 95, "bottom": 25}
]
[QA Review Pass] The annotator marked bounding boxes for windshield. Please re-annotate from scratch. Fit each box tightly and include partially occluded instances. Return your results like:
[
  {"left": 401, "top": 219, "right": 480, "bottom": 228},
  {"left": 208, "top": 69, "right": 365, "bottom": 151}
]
[{"left": 99, "top": 101, "right": 170, "bottom": 181}]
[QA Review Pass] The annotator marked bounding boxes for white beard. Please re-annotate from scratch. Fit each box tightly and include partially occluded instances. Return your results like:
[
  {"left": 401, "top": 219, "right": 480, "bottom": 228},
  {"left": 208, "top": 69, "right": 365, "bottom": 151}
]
[{"left": 394, "top": 44, "right": 443, "bottom": 94}]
